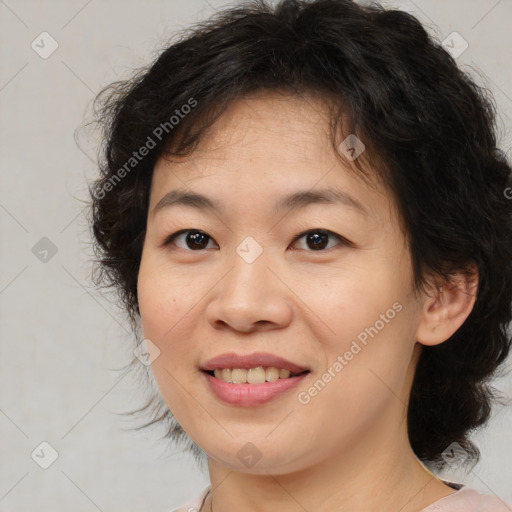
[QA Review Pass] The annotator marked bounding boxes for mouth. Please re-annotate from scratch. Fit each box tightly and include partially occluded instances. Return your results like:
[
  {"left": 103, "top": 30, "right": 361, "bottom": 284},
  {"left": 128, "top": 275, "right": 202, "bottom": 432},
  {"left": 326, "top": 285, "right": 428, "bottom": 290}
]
[
  {"left": 201, "top": 368, "right": 310, "bottom": 407},
  {"left": 200, "top": 351, "right": 310, "bottom": 384},
  {"left": 199, "top": 351, "right": 311, "bottom": 406}
]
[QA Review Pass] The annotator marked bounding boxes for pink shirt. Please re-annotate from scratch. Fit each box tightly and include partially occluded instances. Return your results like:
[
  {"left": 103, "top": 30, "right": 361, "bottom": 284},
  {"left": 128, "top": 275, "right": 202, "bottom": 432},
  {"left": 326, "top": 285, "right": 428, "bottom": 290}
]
[{"left": 170, "top": 485, "right": 512, "bottom": 512}]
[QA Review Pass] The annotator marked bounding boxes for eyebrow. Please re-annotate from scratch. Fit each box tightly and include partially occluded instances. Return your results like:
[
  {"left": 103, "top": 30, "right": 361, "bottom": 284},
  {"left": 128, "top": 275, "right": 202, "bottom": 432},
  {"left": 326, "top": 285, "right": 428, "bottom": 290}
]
[{"left": 153, "top": 187, "right": 368, "bottom": 217}]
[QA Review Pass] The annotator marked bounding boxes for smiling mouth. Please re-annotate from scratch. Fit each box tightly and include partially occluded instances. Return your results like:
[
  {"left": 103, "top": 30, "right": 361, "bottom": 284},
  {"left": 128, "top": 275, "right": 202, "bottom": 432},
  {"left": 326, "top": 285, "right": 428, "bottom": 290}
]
[{"left": 203, "top": 367, "right": 310, "bottom": 385}]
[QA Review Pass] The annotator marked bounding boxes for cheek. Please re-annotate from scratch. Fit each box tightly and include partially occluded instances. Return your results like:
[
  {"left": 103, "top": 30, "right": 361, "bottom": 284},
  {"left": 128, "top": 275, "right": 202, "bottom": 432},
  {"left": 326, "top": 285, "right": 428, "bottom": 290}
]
[
  {"left": 299, "top": 308, "right": 416, "bottom": 446},
  {"left": 137, "top": 258, "right": 202, "bottom": 422},
  {"left": 137, "top": 252, "right": 198, "bottom": 340},
  {"left": 305, "top": 260, "right": 416, "bottom": 396},
  {"left": 327, "top": 301, "right": 417, "bottom": 419},
  {"left": 297, "top": 263, "right": 404, "bottom": 343}
]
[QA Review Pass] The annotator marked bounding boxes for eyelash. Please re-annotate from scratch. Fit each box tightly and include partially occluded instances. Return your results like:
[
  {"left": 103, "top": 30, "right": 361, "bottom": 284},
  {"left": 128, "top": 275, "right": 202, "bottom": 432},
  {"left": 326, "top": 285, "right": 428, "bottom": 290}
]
[{"left": 160, "top": 228, "right": 351, "bottom": 252}]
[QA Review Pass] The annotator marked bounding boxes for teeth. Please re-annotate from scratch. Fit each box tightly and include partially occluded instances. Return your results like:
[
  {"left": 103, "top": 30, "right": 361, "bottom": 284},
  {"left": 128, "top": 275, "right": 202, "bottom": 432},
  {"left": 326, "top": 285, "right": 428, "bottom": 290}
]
[
  {"left": 231, "top": 368, "right": 247, "bottom": 384},
  {"left": 247, "top": 367, "right": 266, "bottom": 384},
  {"left": 279, "top": 369, "right": 291, "bottom": 379},
  {"left": 221, "top": 368, "right": 232, "bottom": 382},
  {"left": 212, "top": 366, "right": 300, "bottom": 384},
  {"left": 265, "top": 367, "right": 280, "bottom": 382}
]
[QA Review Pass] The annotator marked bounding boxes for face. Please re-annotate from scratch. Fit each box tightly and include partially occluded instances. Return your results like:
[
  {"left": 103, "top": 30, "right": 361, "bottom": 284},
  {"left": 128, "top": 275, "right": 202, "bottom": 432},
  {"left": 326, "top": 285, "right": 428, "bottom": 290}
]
[{"left": 137, "top": 91, "right": 426, "bottom": 474}]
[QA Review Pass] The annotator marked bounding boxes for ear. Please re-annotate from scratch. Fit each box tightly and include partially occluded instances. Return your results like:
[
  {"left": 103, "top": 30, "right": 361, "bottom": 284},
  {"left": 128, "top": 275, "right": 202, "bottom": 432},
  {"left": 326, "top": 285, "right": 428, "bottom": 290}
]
[{"left": 415, "top": 266, "right": 478, "bottom": 346}]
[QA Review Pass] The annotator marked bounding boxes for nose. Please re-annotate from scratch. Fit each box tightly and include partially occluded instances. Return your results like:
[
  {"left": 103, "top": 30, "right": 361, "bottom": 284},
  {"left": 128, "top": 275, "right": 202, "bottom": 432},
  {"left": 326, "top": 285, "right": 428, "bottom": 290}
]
[{"left": 205, "top": 247, "right": 293, "bottom": 333}]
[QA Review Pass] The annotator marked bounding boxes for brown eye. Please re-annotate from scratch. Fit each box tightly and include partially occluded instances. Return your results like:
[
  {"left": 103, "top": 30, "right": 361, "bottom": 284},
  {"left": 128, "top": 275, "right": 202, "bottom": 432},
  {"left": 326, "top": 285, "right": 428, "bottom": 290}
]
[
  {"left": 163, "top": 230, "right": 217, "bottom": 250},
  {"left": 291, "top": 229, "right": 346, "bottom": 251}
]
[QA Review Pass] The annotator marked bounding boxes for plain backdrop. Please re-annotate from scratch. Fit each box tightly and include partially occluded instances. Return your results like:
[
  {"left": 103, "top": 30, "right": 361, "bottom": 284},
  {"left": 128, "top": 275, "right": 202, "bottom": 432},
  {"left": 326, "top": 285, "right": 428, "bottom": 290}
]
[{"left": 0, "top": 0, "right": 511, "bottom": 511}]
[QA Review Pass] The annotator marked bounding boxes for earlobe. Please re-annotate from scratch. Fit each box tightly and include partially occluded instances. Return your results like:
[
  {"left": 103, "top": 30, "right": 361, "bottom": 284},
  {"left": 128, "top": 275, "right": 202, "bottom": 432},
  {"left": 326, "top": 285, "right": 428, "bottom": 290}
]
[{"left": 416, "top": 267, "right": 478, "bottom": 346}]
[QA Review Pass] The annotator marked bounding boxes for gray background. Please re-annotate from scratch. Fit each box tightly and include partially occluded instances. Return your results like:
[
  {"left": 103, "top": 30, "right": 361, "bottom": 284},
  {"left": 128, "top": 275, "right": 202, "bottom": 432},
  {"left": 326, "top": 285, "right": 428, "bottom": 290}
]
[{"left": 0, "top": 0, "right": 511, "bottom": 511}]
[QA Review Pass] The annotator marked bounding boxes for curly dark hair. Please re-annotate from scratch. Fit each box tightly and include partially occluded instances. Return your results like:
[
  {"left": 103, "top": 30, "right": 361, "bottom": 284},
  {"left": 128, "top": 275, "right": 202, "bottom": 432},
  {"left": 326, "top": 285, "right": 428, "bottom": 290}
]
[{"left": 88, "top": 0, "right": 512, "bottom": 470}]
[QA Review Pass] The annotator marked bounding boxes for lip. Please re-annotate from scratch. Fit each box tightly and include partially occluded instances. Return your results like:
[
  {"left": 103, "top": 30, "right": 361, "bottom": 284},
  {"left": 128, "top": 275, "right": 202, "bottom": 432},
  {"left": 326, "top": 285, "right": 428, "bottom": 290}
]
[
  {"left": 202, "top": 371, "right": 309, "bottom": 407},
  {"left": 200, "top": 351, "right": 309, "bottom": 374}
]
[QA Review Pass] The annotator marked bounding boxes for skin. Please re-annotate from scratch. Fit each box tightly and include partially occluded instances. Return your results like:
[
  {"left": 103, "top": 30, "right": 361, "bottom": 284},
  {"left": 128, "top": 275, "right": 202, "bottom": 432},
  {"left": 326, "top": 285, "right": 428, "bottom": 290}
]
[{"left": 137, "top": 90, "right": 478, "bottom": 512}]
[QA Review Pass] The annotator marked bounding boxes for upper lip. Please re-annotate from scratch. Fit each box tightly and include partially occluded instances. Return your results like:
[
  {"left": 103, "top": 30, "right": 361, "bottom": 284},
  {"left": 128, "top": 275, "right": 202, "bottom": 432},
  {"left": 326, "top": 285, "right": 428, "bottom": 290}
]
[{"left": 201, "top": 352, "right": 309, "bottom": 374}]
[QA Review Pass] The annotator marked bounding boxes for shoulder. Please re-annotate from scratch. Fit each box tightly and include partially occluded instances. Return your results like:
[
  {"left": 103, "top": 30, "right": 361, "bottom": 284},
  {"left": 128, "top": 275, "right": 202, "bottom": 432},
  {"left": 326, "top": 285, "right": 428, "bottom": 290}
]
[
  {"left": 169, "top": 486, "right": 210, "bottom": 512},
  {"left": 422, "top": 486, "right": 512, "bottom": 512}
]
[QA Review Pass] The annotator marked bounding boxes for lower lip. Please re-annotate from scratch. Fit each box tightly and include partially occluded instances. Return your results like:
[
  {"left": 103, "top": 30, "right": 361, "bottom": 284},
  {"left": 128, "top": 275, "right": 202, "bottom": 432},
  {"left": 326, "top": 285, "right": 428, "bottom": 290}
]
[{"left": 202, "top": 371, "right": 309, "bottom": 407}]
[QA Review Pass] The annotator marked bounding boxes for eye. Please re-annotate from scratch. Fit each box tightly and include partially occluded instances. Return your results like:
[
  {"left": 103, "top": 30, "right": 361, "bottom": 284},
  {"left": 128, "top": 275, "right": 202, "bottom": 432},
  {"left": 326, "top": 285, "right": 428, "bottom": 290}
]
[
  {"left": 290, "top": 229, "right": 347, "bottom": 251},
  {"left": 161, "top": 228, "right": 350, "bottom": 252},
  {"left": 162, "top": 229, "right": 217, "bottom": 251}
]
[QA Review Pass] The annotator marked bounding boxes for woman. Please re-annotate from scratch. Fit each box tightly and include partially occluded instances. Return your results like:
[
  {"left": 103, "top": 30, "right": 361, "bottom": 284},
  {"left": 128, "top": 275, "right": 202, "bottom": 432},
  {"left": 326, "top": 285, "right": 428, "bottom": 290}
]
[{"left": 89, "top": 0, "right": 512, "bottom": 510}]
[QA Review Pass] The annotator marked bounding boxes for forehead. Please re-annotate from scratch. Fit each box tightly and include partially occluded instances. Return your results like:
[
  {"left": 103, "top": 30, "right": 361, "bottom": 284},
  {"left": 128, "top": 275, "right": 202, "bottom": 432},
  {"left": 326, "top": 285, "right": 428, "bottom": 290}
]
[
  {"left": 149, "top": 91, "right": 395, "bottom": 225},
  {"left": 166, "top": 91, "right": 337, "bottom": 169}
]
